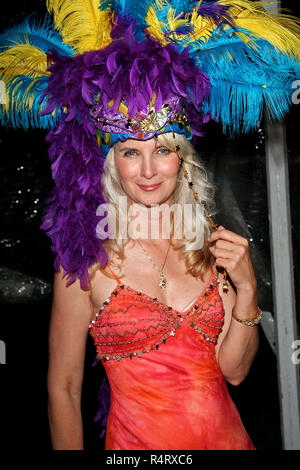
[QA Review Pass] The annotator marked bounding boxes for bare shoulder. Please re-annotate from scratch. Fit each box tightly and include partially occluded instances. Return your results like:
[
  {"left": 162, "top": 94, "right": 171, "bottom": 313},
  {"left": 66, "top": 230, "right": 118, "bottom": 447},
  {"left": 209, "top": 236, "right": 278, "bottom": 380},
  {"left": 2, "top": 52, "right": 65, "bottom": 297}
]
[
  {"left": 51, "top": 265, "right": 94, "bottom": 326},
  {"left": 89, "top": 257, "right": 125, "bottom": 316}
]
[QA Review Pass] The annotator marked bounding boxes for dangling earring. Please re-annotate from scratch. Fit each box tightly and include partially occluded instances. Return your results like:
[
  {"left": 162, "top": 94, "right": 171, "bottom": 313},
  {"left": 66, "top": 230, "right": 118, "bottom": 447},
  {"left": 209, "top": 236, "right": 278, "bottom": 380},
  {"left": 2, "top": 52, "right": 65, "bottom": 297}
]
[{"left": 176, "top": 146, "right": 229, "bottom": 293}]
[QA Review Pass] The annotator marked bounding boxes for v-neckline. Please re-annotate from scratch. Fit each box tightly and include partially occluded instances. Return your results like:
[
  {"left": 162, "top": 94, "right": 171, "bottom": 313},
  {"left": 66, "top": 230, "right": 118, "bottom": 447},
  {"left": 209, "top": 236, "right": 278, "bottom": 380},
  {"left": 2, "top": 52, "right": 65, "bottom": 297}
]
[{"left": 98, "top": 270, "right": 217, "bottom": 316}]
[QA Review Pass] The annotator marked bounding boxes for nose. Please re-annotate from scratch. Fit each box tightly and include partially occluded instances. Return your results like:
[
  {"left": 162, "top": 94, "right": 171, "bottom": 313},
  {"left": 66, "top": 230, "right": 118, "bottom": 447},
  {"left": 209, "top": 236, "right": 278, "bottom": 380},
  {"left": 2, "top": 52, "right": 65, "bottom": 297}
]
[{"left": 140, "top": 153, "right": 158, "bottom": 179}]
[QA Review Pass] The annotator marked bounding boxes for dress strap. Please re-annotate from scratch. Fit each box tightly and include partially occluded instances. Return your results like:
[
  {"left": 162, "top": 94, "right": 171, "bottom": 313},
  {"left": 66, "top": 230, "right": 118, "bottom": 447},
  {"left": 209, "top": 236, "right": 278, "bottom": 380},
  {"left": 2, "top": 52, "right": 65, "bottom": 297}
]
[{"left": 106, "top": 264, "right": 122, "bottom": 285}]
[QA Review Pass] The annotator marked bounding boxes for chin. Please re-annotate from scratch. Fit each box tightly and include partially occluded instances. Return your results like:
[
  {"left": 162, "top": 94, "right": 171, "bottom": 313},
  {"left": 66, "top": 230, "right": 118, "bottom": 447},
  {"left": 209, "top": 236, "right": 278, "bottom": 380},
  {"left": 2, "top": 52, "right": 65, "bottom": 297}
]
[{"left": 134, "top": 193, "right": 173, "bottom": 207}]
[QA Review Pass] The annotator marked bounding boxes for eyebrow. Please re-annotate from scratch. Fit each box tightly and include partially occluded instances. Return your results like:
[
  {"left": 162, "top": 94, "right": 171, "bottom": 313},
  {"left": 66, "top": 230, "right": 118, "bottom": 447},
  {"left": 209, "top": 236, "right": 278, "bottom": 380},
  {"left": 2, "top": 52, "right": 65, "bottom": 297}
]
[
  {"left": 118, "top": 147, "right": 139, "bottom": 152},
  {"left": 117, "top": 144, "right": 166, "bottom": 152}
]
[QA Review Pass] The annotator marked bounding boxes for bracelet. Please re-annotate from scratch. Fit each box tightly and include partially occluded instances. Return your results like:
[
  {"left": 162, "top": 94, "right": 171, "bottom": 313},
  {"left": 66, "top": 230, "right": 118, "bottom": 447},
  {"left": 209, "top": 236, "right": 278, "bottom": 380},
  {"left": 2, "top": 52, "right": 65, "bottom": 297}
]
[{"left": 232, "top": 307, "right": 262, "bottom": 327}]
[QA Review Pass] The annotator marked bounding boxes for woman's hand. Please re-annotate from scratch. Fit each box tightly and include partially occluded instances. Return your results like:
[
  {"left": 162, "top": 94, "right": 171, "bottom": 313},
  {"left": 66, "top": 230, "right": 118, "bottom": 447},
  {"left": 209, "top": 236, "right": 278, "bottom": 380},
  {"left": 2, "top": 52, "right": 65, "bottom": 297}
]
[
  {"left": 208, "top": 226, "right": 257, "bottom": 295},
  {"left": 209, "top": 227, "right": 260, "bottom": 384}
]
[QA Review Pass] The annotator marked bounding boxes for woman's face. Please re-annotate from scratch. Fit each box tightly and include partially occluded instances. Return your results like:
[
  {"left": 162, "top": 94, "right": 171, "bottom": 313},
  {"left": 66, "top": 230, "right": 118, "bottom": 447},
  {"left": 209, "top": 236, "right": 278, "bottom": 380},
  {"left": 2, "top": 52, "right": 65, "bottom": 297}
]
[{"left": 114, "top": 138, "right": 180, "bottom": 207}]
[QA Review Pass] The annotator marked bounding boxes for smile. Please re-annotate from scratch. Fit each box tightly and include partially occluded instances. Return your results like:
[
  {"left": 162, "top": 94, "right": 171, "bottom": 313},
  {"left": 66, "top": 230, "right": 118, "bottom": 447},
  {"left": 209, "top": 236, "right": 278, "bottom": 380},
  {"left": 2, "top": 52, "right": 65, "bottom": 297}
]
[{"left": 137, "top": 183, "right": 162, "bottom": 191}]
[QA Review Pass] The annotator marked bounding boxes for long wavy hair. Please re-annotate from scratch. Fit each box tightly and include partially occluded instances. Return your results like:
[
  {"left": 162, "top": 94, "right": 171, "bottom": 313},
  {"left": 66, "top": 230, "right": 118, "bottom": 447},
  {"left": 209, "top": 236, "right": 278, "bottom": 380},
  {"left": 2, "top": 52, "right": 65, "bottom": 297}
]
[{"left": 90, "top": 132, "right": 216, "bottom": 281}]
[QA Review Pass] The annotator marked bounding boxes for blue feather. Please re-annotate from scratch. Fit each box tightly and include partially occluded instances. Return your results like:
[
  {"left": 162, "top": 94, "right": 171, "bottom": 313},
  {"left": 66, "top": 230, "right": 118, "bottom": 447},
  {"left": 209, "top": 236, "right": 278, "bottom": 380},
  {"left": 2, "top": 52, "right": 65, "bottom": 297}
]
[
  {"left": 0, "top": 14, "right": 72, "bottom": 129},
  {"left": 99, "top": 0, "right": 194, "bottom": 29},
  {"left": 101, "top": 0, "right": 201, "bottom": 15},
  {"left": 0, "top": 75, "right": 60, "bottom": 130},
  {"left": 186, "top": 26, "right": 300, "bottom": 133},
  {"left": 99, "top": 0, "right": 156, "bottom": 42},
  {"left": 168, "top": 0, "right": 207, "bottom": 13},
  {"left": 99, "top": 0, "right": 151, "bottom": 14},
  {"left": 98, "top": 0, "right": 113, "bottom": 11},
  {"left": 0, "top": 15, "right": 74, "bottom": 57},
  {"left": 100, "top": 1, "right": 226, "bottom": 25},
  {"left": 99, "top": 1, "right": 219, "bottom": 43}
]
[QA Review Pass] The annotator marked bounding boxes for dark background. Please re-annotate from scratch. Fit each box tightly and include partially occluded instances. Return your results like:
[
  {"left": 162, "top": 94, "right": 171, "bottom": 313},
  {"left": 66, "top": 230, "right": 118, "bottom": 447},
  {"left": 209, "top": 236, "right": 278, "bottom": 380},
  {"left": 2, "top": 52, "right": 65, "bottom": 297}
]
[{"left": 0, "top": 0, "right": 299, "bottom": 452}]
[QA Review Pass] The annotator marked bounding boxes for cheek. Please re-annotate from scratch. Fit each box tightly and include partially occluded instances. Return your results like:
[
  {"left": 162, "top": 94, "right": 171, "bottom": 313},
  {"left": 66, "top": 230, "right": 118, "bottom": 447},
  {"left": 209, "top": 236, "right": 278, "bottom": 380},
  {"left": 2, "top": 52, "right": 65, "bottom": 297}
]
[
  {"left": 115, "top": 158, "right": 138, "bottom": 182},
  {"left": 161, "top": 157, "right": 180, "bottom": 178}
]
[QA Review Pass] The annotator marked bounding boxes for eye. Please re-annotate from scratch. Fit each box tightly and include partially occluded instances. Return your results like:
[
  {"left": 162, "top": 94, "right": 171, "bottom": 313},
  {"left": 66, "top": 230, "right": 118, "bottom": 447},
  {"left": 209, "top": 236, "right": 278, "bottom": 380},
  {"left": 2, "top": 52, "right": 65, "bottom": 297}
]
[
  {"left": 156, "top": 147, "right": 171, "bottom": 155},
  {"left": 123, "top": 149, "right": 138, "bottom": 157}
]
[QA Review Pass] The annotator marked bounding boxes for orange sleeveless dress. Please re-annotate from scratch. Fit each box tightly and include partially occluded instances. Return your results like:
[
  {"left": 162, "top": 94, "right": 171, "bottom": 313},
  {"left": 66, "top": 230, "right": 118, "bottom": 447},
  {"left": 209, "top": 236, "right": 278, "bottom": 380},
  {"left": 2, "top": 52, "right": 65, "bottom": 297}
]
[{"left": 89, "top": 265, "right": 256, "bottom": 450}]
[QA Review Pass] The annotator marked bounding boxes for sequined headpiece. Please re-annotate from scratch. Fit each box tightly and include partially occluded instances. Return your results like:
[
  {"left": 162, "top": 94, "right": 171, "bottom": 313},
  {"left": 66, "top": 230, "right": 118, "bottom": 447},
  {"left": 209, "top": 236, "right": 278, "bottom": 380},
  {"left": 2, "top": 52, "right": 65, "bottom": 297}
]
[
  {"left": 94, "top": 101, "right": 187, "bottom": 136},
  {"left": 1, "top": 0, "right": 300, "bottom": 287},
  {"left": 91, "top": 96, "right": 192, "bottom": 155}
]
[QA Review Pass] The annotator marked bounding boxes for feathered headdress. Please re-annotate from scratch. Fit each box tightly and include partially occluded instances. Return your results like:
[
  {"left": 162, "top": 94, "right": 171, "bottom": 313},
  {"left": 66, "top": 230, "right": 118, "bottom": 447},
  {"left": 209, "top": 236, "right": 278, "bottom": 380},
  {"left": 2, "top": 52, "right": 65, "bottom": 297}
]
[{"left": 1, "top": 0, "right": 300, "bottom": 287}]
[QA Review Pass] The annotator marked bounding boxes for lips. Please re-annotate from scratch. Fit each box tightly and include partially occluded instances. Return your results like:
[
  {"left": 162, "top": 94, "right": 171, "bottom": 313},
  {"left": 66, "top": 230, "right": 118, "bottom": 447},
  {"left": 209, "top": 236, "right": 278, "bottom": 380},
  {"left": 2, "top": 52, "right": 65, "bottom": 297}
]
[{"left": 137, "top": 183, "right": 162, "bottom": 191}]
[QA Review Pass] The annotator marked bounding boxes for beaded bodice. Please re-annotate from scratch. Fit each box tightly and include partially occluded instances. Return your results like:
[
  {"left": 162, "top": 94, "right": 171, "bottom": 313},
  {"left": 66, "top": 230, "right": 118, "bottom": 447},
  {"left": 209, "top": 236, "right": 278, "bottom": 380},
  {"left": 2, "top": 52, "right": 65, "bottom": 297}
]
[{"left": 88, "top": 267, "right": 225, "bottom": 362}]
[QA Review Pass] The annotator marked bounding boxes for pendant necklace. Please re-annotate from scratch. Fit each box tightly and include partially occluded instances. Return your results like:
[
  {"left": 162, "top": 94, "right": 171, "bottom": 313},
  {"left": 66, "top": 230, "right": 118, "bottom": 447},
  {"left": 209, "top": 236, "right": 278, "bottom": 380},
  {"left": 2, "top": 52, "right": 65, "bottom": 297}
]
[{"left": 137, "top": 239, "right": 171, "bottom": 290}]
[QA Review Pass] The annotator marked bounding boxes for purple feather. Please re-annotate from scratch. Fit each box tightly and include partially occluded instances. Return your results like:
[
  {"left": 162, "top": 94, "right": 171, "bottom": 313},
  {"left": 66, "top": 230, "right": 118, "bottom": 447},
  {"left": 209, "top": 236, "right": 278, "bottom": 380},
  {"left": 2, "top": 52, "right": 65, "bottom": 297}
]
[
  {"left": 88, "top": 33, "right": 210, "bottom": 136},
  {"left": 94, "top": 374, "right": 110, "bottom": 439},
  {"left": 40, "top": 31, "right": 211, "bottom": 287},
  {"left": 178, "top": 0, "right": 234, "bottom": 28}
]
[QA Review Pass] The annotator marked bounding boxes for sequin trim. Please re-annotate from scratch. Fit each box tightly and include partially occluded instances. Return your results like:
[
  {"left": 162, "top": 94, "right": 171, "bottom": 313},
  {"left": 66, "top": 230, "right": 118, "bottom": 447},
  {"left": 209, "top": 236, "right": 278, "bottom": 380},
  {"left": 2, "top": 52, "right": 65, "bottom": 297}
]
[{"left": 89, "top": 275, "right": 224, "bottom": 362}]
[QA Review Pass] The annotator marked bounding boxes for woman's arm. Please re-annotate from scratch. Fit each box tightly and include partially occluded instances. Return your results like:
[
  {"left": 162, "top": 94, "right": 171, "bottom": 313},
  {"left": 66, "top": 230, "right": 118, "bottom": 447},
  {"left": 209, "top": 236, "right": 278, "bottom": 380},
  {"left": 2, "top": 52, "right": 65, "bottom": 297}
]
[
  {"left": 215, "top": 280, "right": 259, "bottom": 385},
  {"left": 210, "top": 227, "right": 259, "bottom": 386},
  {"left": 47, "top": 265, "right": 94, "bottom": 450}
]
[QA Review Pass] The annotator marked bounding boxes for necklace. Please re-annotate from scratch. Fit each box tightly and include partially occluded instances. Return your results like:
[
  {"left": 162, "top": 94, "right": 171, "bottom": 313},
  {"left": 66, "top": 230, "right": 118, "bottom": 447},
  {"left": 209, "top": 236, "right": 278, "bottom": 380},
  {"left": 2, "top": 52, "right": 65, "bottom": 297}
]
[{"left": 137, "top": 239, "right": 171, "bottom": 290}]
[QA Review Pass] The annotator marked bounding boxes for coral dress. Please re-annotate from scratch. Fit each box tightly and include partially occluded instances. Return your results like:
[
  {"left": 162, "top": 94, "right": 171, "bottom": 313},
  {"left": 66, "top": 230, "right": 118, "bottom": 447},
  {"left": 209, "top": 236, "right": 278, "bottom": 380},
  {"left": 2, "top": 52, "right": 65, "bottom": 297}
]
[{"left": 89, "top": 265, "right": 256, "bottom": 450}]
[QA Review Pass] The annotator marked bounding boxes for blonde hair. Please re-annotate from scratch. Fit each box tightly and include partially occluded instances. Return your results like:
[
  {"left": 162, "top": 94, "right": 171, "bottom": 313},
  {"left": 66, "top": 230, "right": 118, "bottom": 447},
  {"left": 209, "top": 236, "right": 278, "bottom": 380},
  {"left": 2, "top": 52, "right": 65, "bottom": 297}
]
[{"left": 90, "top": 133, "right": 216, "bottom": 281}]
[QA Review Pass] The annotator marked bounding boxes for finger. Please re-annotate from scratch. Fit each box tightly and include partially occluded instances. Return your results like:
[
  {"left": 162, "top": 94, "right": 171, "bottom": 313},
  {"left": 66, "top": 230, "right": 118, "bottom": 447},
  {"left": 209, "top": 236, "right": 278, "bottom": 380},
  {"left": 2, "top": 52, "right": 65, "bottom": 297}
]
[
  {"left": 209, "top": 229, "right": 249, "bottom": 247},
  {"left": 213, "top": 239, "right": 236, "bottom": 252},
  {"left": 214, "top": 257, "right": 236, "bottom": 273},
  {"left": 210, "top": 246, "right": 240, "bottom": 261},
  {"left": 215, "top": 240, "right": 249, "bottom": 258}
]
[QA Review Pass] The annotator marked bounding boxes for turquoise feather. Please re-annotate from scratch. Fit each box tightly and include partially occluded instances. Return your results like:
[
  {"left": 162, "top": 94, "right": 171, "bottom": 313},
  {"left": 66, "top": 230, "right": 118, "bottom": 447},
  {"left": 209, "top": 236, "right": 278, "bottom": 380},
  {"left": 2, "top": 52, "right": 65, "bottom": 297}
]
[
  {"left": 99, "top": 0, "right": 199, "bottom": 29},
  {"left": 0, "top": 74, "right": 60, "bottom": 129},
  {"left": 187, "top": 26, "right": 300, "bottom": 133},
  {"left": 0, "top": 15, "right": 74, "bottom": 57},
  {"left": 99, "top": 0, "right": 201, "bottom": 15},
  {"left": 1, "top": 1, "right": 299, "bottom": 133},
  {"left": 0, "top": 15, "right": 73, "bottom": 129}
]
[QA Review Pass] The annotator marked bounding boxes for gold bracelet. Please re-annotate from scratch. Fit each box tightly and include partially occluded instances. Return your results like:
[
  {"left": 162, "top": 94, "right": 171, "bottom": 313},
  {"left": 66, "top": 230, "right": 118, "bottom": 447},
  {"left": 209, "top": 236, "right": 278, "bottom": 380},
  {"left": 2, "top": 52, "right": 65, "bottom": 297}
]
[{"left": 232, "top": 307, "right": 262, "bottom": 327}]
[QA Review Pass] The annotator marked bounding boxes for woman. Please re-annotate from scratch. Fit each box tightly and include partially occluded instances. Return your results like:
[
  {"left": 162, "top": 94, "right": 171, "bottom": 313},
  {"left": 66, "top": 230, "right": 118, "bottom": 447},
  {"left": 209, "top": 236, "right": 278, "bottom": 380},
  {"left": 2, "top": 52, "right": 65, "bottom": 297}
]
[
  {"left": 47, "top": 133, "right": 259, "bottom": 450},
  {"left": 1, "top": 0, "right": 299, "bottom": 452}
]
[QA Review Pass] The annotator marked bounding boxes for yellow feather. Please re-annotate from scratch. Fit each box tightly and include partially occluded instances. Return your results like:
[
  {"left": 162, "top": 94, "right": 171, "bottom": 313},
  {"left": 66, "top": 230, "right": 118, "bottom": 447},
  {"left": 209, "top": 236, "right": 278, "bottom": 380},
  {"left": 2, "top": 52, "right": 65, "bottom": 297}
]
[
  {"left": 166, "top": 7, "right": 189, "bottom": 32},
  {"left": 10, "top": 80, "right": 40, "bottom": 114},
  {"left": 0, "top": 43, "right": 49, "bottom": 114},
  {"left": 146, "top": 0, "right": 225, "bottom": 48},
  {"left": 146, "top": 0, "right": 300, "bottom": 62},
  {"left": 46, "top": 0, "right": 112, "bottom": 53},
  {"left": 146, "top": 1, "right": 192, "bottom": 46},
  {"left": 187, "top": 4, "right": 256, "bottom": 52},
  {"left": 96, "top": 128, "right": 101, "bottom": 147},
  {"left": 104, "top": 132, "right": 112, "bottom": 146},
  {"left": 146, "top": 4, "right": 168, "bottom": 46},
  {"left": 188, "top": 5, "right": 217, "bottom": 46},
  {"left": 0, "top": 43, "right": 49, "bottom": 82},
  {"left": 118, "top": 102, "right": 129, "bottom": 116},
  {"left": 219, "top": 0, "right": 300, "bottom": 60}
]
